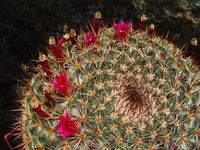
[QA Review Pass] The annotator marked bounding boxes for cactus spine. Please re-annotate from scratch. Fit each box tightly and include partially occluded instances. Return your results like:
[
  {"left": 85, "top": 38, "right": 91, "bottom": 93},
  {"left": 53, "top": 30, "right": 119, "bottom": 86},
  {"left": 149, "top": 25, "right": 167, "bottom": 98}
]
[{"left": 12, "top": 12, "right": 200, "bottom": 150}]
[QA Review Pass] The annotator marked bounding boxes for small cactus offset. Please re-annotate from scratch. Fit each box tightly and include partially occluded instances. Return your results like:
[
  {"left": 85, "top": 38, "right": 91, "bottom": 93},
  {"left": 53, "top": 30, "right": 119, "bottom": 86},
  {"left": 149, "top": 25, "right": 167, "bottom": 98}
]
[{"left": 12, "top": 12, "right": 200, "bottom": 150}]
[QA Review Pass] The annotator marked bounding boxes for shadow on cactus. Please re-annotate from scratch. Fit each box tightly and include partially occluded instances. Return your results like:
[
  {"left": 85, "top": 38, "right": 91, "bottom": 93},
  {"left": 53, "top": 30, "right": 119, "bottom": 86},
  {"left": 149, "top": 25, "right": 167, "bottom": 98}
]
[{"left": 5, "top": 12, "right": 200, "bottom": 150}]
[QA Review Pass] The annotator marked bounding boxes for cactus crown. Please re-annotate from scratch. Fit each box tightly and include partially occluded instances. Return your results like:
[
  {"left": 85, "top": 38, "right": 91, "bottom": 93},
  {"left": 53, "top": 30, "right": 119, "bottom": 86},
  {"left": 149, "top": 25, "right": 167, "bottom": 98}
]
[{"left": 11, "top": 12, "right": 200, "bottom": 150}]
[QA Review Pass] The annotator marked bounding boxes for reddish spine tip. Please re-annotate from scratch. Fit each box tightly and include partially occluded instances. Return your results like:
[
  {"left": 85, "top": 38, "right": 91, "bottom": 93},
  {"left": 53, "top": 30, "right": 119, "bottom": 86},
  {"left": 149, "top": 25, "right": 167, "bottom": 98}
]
[
  {"left": 91, "top": 11, "right": 102, "bottom": 34},
  {"left": 39, "top": 53, "right": 52, "bottom": 76},
  {"left": 45, "top": 91, "right": 55, "bottom": 104},
  {"left": 32, "top": 105, "right": 49, "bottom": 118},
  {"left": 148, "top": 24, "right": 155, "bottom": 37},
  {"left": 135, "top": 15, "right": 148, "bottom": 31},
  {"left": 135, "top": 20, "right": 143, "bottom": 31},
  {"left": 68, "top": 29, "right": 77, "bottom": 45},
  {"left": 40, "top": 60, "right": 52, "bottom": 76}
]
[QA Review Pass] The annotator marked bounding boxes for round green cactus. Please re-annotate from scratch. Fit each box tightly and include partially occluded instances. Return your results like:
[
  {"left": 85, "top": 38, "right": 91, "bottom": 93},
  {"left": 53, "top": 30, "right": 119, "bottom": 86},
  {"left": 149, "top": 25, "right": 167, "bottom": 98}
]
[{"left": 13, "top": 13, "right": 200, "bottom": 150}]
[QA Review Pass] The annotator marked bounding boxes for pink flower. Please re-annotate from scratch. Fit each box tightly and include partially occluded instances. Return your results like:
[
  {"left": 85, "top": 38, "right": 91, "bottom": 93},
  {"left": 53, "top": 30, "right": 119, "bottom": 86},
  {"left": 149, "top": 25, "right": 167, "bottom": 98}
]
[
  {"left": 84, "top": 33, "right": 96, "bottom": 47},
  {"left": 57, "top": 113, "right": 79, "bottom": 139},
  {"left": 113, "top": 21, "right": 132, "bottom": 41},
  {"left": 50, "top": 72, "right": 72, "bottom": 95}
]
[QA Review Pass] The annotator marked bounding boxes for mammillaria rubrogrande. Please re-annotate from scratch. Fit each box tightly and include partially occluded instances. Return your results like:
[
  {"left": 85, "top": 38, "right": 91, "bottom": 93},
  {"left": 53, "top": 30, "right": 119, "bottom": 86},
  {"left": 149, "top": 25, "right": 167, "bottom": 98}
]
[{"left": 8, "top": 12, "right": 200, "bottom": 150}]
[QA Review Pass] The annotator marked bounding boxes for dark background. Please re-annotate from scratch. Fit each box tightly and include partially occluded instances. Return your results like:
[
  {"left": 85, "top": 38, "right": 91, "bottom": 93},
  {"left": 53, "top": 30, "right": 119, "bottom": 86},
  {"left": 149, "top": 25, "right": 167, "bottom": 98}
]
[{"left": 0, "top": 0, "right": 200, "bottom": 149}]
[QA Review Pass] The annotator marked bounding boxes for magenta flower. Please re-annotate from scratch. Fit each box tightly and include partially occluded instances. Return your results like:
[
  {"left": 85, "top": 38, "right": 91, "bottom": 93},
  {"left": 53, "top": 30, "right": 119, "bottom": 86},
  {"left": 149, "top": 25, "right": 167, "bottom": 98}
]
[
  {"left": 84, "top": 32, "right": 96, "bottom": 47},
  {"left": 57, "top": 112, "right": 79, "bottom": 139},
  {"left": 50, "top": 72, "right": 72, "bottom": 95},
  {"left": 113, "top": 21, "right": 132, "bottom": 41}
]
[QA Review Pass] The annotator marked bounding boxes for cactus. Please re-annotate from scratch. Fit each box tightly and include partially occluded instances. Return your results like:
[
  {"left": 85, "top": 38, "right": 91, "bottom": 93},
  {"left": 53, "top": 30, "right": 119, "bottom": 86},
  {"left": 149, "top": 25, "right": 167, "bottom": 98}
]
[{"left": 12, "top": 12, "right": 200, "bottom": 150}]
